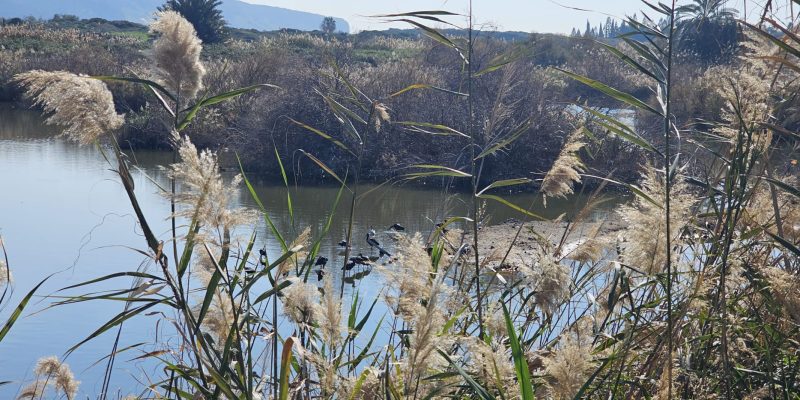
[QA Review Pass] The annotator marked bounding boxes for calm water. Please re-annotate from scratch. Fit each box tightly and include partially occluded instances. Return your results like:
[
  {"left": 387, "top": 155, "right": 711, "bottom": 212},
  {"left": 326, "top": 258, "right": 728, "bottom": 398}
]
[{"left": 0, "top": 104, "right": 615, "bottom": 397}]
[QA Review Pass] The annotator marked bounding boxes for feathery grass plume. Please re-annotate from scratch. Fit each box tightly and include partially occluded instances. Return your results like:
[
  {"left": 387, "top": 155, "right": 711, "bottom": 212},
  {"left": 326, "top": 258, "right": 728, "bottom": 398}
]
[
  {"left": 383, "top": 233, "right": 453, "bottom": 391},
  {"left": 403, "top": 289, "right": 452, "bottom": 392},
  {"left": 16, "top": 382, "right": 44, "bottom": 400},
  {"left": 381, "top": 233, "right": 434, "bottom": 321},
  {"left": 461, "top": 336, "right": 518, "bottom": 395},
  {"left": 708, "top": 64, "right": 772, "bottom": 153},
  {"left": 14, "top": 71, "right": 124, "bottom": 145},
  {"left": 618, "top": 165, "right": 694, "bottom": 275},
  {"left": 276, "top": 227, "right": 311, "bottom": 277},
  {"left": 560, "top": 222, "right": 607, "bottom": 263},
  {"left": 541, "top": 128, "right": 586, "bottom": 206},
  {"left": 53, "top": 363, "right": 79, "bottom": 400},
  {"left": 319, "top": 273, "right": 343, "bottom": 348},
  {"left": 518, "top": 253, "right": 571, "bottom": 317},
  {"left": 484, "top": 301, "right": 507, "bottom": 339},
  {"left": 760, "top": 265, "right": 800, "bottom": 324},
  {"left": 166, "top": 134, "right": 254, "bottom": 241},
  {"left": 405, "top": 246, "right": 454, "bottom": 392},
  {"left": 309, "top": 352, "right": 346, "bottom": 398},
  {"left": 34, "top": 356, "right": 63, "bottom": 376},
  {"left": 281, "top": 277, "right": 321, "bottom": 328},
  {"left": 198, "top": 288, "right": 237, "bottom": 342},
  {"left": 543, "top": 335, "right": 596, "bottom": 400},
  {"left": 743, "top": 181, "right": 800, "bottom": 243},
  {"left": 27, "top": 356, "right": 80, "bottom": 400},
  {"left": 568, "top": 237, "right": 605, "bottom": 264},
  {"left": 370, "top": 101, "right": 390, "bottom": 132},
  {"left": 704, "top": 32, "right": 774, "bottom": 155},
  {"left": 190, "top": 250, "right": 235, "bottom": 342},
  {"left": 150, "top": 10, "right": 205, "bottom": 101},
  {"left": 348, "top": 367, "right": 382, "bottom": 400},
  {"left": 0, "top": 259, "right": 9, "bottom": 285},
  {"left": 192, "top": 248, "right": 218, "bottom": 284}
]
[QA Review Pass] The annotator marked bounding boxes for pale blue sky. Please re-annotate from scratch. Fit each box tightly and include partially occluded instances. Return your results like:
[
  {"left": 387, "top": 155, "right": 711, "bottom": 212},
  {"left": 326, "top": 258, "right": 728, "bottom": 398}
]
[{"left": 243, "top": 0, "right": 788, "bottom": 33}]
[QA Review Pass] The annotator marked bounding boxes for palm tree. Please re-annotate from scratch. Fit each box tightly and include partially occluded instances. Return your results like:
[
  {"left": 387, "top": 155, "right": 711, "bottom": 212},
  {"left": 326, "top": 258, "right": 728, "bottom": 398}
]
[
  {"left": 320, "top": 16, "right": 337, "bottom": 36},
  {"left": 675, "top": 0, "right": 739, "bottom": 63},
  {"left": 160, "top": 0, "right": 227, "bottom": 44},
  {"left": 676, "top": 0, "right": 738, "bottom": 23}
]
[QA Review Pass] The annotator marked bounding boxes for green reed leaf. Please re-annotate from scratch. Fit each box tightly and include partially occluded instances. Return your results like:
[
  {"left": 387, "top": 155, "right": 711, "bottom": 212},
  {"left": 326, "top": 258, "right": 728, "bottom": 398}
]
[
  {"left": 289, "top": 118, "right": 354, "bottom": 155},
  {"left": 478, "top": 178, "right": 532, "bottom": 196},
  {"left": 0, "top": 276, "right": 49, "bottom": 343},
  {"left": 436, "top": 349, "right": 495, "bottom": 400},
  {"left": 299, "top": 150, "right": 349, "bottom": 189},
  {"left": 177, "top": 84, "right": 278, "bottom": 131},
  {"left": 556, "top": 68, "right": 663, "bottom": 117},
  {"left": 477, "top": 194, "right": 544, "bottom": 220},
  {"left": 502, "top": 302, "right": 534, "bottom": 400},
  {"left": 279, "top": 337, "right": 295, "bottom": 400}
]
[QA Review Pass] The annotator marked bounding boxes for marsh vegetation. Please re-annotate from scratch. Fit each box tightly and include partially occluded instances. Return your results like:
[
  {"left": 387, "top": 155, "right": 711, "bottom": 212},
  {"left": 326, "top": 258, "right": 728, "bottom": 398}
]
[{"left": 0, "top": 1, "right": 799, "bottom": 399}]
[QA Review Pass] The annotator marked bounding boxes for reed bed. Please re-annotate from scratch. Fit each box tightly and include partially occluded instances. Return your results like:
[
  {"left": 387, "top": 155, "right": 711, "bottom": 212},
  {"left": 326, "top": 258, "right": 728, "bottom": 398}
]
[{"left": 1, "top": 1, "right": 799, "bottom": 399}]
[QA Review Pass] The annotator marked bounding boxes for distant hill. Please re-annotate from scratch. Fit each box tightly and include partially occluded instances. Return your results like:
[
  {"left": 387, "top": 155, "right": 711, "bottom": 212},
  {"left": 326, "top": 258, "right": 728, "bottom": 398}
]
[{"left": 0, "top": 0, "right": 349, "bottom": 33}]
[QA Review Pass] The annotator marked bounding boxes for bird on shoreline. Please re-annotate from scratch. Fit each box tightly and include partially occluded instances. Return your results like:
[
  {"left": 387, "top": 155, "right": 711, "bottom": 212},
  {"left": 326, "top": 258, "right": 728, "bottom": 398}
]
[
  {"left": 258, "top": 248, "right": 267, "bottom": 265},
  {"left": 389, "top": 223, "right": 405, "bottom": 231},
  {"left": 315, "top": 256, "right": 328, "bottom": 268}
]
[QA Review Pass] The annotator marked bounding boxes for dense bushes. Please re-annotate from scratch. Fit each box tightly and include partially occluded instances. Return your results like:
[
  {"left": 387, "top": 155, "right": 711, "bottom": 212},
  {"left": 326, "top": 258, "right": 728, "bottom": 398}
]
[
  {"left": 0, "top": 16, "right": 743, "bottom": 189},
  {"left": 4, "top": 6, "right": 800, "bottom": 400}
]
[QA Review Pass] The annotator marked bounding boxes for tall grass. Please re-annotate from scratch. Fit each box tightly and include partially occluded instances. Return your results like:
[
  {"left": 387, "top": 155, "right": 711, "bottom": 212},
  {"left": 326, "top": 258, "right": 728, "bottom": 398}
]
[{"left": 1, "top": 1, "right": 799, "bottom": 399}]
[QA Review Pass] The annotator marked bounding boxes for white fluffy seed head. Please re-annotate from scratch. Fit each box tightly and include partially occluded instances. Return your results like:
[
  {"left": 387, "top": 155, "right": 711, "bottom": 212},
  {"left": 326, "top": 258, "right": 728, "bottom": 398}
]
[
  {"left": 150, "top": 11, "right": 206, "bottom": 101},
  {"left": 15, "top": 70, "right": 124, "bottom": 144}
]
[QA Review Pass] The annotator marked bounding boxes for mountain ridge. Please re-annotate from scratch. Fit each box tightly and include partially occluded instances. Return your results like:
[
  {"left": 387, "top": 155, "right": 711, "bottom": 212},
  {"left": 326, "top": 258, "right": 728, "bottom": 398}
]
[{"left": 0, "top": 0, "right": 350, "bottom": 33}]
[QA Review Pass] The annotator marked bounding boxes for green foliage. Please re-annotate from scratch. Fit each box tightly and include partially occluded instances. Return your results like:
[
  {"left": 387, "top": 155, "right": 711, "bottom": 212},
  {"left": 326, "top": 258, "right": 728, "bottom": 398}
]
[
  {"left": 676, "top": 0, "right": 739, "bottom": 64},
  {"left": 160, "top": 0, "right": 227, "bottom": 43},
  {"left": 320, "top": 16, "right": 336, "bottom": 35}
]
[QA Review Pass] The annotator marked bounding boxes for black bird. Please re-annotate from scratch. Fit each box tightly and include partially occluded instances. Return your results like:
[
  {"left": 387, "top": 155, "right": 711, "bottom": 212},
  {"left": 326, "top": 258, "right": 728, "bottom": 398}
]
[
  {"left": 366, "top": 230, "right": 381, "bottom": 249},
  {"left": 315, "top": 269, "right": 326, "bottom": 281},
  {"left": 388, "top": 223, "right": 405, "bottom": 231},
  {"left": 342, "top": 261, "right": 356, "bottom": 271},
  {"left": 350, "top": 254, "right": 371, "bottom": 266},
  {"left": 338, "top": 240, "right": 348, "bottom": 247},
  {"left": 258, "top": 248, "right": 267, "bottom": 265},
  {"left": 367, "top": 230, "right": 392, "bottom": 258},
  {"left": 315, "top": 256, "right": 328, "bottom": 267}
]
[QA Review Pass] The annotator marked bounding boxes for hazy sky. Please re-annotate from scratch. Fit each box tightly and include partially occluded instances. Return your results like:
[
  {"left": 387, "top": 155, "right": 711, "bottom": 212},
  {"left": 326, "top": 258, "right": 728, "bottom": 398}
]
[{"left": 242, "top": 0, "right": 788, "bottom": 33}]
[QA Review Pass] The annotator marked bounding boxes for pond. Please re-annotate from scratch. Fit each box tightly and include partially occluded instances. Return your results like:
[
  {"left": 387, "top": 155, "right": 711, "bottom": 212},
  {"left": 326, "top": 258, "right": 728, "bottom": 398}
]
[{"left": 0, "top": 104, "right": 619, "bottom": 397}]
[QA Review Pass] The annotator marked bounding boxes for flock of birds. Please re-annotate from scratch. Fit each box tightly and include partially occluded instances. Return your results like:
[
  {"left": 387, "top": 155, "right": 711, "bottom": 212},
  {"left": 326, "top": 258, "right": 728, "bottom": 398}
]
[{"left": 313, "top": 223, "right": 405, "bottom": 281}]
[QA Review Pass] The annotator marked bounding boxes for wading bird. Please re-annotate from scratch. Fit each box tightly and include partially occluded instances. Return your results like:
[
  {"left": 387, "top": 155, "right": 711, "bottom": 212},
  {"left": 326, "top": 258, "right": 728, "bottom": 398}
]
[{"left": 367, "top": 229, "right": 392, "bottom": 258}]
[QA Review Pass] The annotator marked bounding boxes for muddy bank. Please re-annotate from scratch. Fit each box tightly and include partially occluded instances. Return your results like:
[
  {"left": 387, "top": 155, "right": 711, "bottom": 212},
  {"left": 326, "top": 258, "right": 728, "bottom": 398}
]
[{"left": 462, "top": 217, "right": 626, "bottom": 270}]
